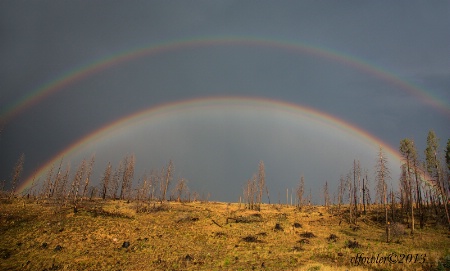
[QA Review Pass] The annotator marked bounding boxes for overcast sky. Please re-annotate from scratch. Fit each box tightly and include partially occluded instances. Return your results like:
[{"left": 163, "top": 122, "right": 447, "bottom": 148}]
[{"left": 1, "top": 1, "right": 449, "bottom": 202}]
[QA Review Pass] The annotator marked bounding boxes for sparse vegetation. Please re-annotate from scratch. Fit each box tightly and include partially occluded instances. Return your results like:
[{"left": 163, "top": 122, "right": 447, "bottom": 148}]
[
  {"left": 1, "top": 198, "right": 449, "bottom": 270},
  {"left": 1, "top": 131, "right": 449, "bottom": 270}
]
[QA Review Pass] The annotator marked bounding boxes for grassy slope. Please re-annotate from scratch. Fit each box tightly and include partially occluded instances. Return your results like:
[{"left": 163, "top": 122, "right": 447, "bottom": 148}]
[{"left": 1, "top": 199, "right": 449, "bottom": 271}]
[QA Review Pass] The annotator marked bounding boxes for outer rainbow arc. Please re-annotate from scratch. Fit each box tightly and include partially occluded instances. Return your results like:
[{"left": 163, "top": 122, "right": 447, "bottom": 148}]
[
  {"left": 2, "top": 36, "right": 449, "bottom": 123},
  {"left": 19, "top": 96, "right": 415, "bottom": 194}
]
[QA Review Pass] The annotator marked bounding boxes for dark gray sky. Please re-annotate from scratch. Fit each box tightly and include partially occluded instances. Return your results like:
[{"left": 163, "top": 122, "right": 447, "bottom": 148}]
[{"left": 1, "top": 1, "right": 449, "bottom": 202}]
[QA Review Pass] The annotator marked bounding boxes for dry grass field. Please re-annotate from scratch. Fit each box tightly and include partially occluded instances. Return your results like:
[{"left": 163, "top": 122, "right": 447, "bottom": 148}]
[{"left": 1, "top": 199, "right": 449, "bottom": 271}]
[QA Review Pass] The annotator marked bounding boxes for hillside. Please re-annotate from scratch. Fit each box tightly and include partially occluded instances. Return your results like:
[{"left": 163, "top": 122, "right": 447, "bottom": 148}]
[{"left": 1, "top": 199, "right": 449, "bottom": 271}]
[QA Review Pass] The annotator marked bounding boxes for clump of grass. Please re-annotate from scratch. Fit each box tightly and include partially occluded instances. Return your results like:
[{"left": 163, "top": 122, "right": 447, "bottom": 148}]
[
  {"left": 242, "top": 235, "right": 262, "bottom": 243},
  {"left": 345, "top": 239, "right": 361, "bottom": 249},
  {"left": 292, "top": 246, "right": 304, "bottom": 252},
  {"left": 300, "top": 231, "right": 316, "bottom": 238},
  {"left": 0, "top": 248, "right": 11, "bottom": 259},
  {"left": 298, "top": 238, "right": 310, "bottom": 244},
  {"left": 175, "top": 214, "right": 199, "bottom": 223},
  {"left": 326, "top": 233, "right": 338, "bottom": 242},
  {"left": 390, "top": 222, "right": 406, "bottom": 239},
  {"left": 274, "top": 223, "right": 283, "bottom": 231},
  {"left": 226, "top": 214, "right": 263, "bottom": 223},
  {"left": 213, "top": 232, "right": 226, "bottom": 238},
  {"left": 136, "top": 203, "right": 169, "bottom": 213},
  {"left": 87, "top": 207, "right": 133, "bottom": 219}
]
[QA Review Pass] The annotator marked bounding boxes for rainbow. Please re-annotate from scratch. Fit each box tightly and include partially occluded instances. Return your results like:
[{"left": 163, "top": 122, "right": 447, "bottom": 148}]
[
  {"left": 18, "top": 96, "right": 425, "bottom": 193},
  {"left": 2, "top": 36, "right": 449, "bottom": 123}
]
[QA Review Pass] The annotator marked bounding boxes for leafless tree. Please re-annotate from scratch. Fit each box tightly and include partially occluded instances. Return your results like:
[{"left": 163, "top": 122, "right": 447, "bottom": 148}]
[
  {"left": 110, "top": 161, "right": 123, "bottom": 200},
  {"left": 425, "top": 131, "right": 450, "bottom": 228},
  {"left": 101, "top": 162, "right": 112, "bottom": 200},
  {"left": 160, "top": 160, "right": 173, "bottom": 202},
  {"left": 346, "top": 171, "right": 353, "bottom": 223},
  {"left": 66, "top": 159, "right": 87, "bottom": 209},
  {"left": 175, "top": 178, "right": 188, "bottom": 202},
  {"left": 191, "top": 191, "right": 199, "bottom": 202},
  {"left": 81, "top": 155, "right": 95, "bottom": 201},
  {"left": 353, "top": 159, "right": 361, "bottom": 219},
  {"left": 337, "top": 175, "right": 345, "bottom": 211},
  {"left": 56, "top": 165, "right": 70, "bottom": 203},
  {"left": 375, "top": 146, "right": 391, "bottom": 224},
  {"left": 400, "top": 138, "right": 417, "bottom": 234},
  {"left": 257, "top": 160, "right": 266, "bottom": 209},
  {"left": 147, "top": 170, "right": 158, "bottom": 202},
  {"left": 244, "top": 174, "right": 257, "bottom": 210},
  {"left": 297, "top": 175, "right": 305, "bottom": 209},
  {"left": 323, "top": 181, "right": 330, "bottom": 208},
  {"left": 399, "top": 164, "right": 408, "bottom": 218},
  {"left": 120, "top": 154, "right": 135, "bottom": 200},
  {"left": 41, "top": 164, "right": 55, "bottom": 200},
  {"left": 362, "top": 169, "right": 369, "bottom": 214},
  {"left": 49, "top": 158, "right": 64, "bottom": 199},
  {"left": 9, "top": 153, "right": 24, "bottom": 199}
]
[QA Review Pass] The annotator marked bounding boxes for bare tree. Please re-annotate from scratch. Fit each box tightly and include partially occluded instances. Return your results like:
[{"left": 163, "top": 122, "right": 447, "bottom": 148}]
[
  {"left": 308, "top": 188, "right": 312, "bottom": 206},
  {"left": 56, "top": 165, "right": 70, "bottom": 203},
  {"left": 175, "top": 178, "right": 188, "bottom": 202},
  {"left": 41, "top": 164, "right": 55, "bottom": 200},
  {"left": 244, "top": 174, "right": 257, "bottom": 210},
  {"left": 257, "top": 160, "right": 266, "bottom": 209},
  {"left": 399, "top": 164, "right": 408, "bottom": 219},
  {"left": 425, "top": 131, "right": 450, "bottom": 228},
  {"left": 297, "top": 175, "right": 305, "bottom": 209},
  {"left": 9, "top": 153, "right": 25, "bottom": 199},
  {"left": 337, "top": 175, "right": 345, "bottom": 211},
  {"left": 119, "top": 154, "right": 135, "bottom": 201},
  {"left": 375, "top": 146, "right": 391, "bottom": 224},
  {"left": 148, "top": 170, "right": 158, "bottom": 202},
  {"left": 80, "top": 155, "right": 95, "bottom": 201},
  {"left": 101, "top": 162, "right": 112, "bottom": 200},
  {"left": 362, "top": 169, "right": 369, "bottom": 215},
  {"left": 110, "top": 161, "right": 123, "bottom": 200},
  {"left": 67, "top": 159, "right": 87, "bottom": 210},
  {"left": 160, "top": 160, "right": 173, "bottom": 202},
  {"left": 191, "top": 191, "right": 199, "bottom": 202},
  {"left": 353, "top": 160, "right": 361, "bottom": 219},
  {"left": 49, "top": 158, "right": 64, "bottom": 199},
  {"left": 323, "top": 181, "right": 330, "bottom": 208},
  {"left": 400, "top": 138, "right": 417, "bottom": 234},
  {"left": 346, "top": 171, "right": 353, "bottom": 223}
]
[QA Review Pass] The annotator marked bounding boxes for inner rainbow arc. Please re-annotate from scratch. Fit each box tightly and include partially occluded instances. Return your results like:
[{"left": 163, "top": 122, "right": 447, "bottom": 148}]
[{"left": 17, "top": 96, "right": 434, "bottom": 194}]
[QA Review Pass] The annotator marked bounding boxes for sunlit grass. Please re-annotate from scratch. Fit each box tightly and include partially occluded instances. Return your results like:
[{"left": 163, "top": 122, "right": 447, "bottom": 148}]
[{"left": 0, "top": 199, "right": 448, "bottom": 270}]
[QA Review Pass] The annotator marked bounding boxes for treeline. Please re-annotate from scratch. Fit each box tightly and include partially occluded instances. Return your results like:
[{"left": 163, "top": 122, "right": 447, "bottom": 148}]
[
  {"left": 239, "top": 130, "right": 450, "bottom": 233},
  {"left": 1, "top": 129, "right": 449, "bottom": 228},
  {"left": 330, "top": 130, "right": 450, "bottom": 231},
  {"left": 1, "top": 154, "right": 211, "bottom": 212}
]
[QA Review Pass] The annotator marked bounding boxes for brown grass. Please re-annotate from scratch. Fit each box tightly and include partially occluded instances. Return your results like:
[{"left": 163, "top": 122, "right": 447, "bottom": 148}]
[{"left": 0, "top": 200, "right": 449, "bottom": 270}]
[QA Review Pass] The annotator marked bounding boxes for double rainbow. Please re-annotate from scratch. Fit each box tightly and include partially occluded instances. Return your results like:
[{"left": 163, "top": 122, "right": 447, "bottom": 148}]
[{"left": 1, "top": 36, "right": 441, "bottom": 192}]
